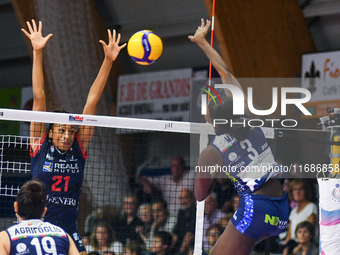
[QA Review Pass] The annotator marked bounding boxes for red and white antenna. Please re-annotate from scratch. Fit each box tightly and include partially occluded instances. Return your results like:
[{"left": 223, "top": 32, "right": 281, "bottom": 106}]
[{"left": 208, "top": 0, "right": 216, "bottom": 89}]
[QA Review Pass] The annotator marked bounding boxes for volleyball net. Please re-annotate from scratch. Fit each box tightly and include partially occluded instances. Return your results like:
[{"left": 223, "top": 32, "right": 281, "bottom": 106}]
[{"left": 0, "top": 106, "right": 333, "bottom": 254}]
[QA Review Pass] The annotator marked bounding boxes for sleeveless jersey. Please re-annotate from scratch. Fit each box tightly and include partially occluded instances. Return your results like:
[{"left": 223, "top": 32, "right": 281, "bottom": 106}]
[
  {"left": 30, "top": 133, "right": 88, "bottom": 219},
  {"left": 6, "top": 219, "right": 69, "bottom": 255},
  {"left": 211, "top": 127, "right": 280, "bottom": 196}
]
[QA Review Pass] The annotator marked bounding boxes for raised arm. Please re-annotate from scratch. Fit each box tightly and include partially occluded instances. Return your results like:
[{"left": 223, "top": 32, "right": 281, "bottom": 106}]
[
  {"left": 77, "top": 29, "right": 126, "bottom": 150},
  {"left": 22, "top": 20, "right": 53, "bottom": 148},
  {"left": 188, "top": 19, "right": 246, "bottom": 98}
]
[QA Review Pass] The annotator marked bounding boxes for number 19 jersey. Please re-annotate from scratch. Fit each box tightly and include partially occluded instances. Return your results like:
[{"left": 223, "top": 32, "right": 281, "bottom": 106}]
[
  {"left": 30, "top": 133, "right": 88, "bottom": 220},
  {"left": 6, "top": 219, "right": 69, "bottom": 255}
]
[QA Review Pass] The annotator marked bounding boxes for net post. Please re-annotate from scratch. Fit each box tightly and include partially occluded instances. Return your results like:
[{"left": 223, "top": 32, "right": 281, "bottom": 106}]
[{"left": 194, "top": 132, "right": 209, "bottom": 255}]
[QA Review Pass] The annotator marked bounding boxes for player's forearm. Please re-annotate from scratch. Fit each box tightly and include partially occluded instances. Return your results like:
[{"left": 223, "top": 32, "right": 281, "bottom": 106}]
[
  {"left": 83, "top": 57, "right": 113, "bottom": 115},
  {"left": 32, "top": 49, "right": 46, "bottom": 111},
  {"left": 195, "top": 174, "right": 215, "bottom": 201},
  {"left": 196, "top": 38, "right": 230, "bottom": 79},
  {"left": 197, "top": 37, "right": 247, "bottom": 103}
]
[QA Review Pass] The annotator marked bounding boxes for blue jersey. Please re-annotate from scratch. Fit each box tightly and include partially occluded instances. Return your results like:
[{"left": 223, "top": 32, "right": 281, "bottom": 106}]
[
  {"left": 211, "top": 127, "right": 280, "bottom": 196},
  {"left": 30, "top": 133, "right": 87, "bottom": 220},
  {"left": 6, "top": 219, "right": 69, "bottom": 255}
]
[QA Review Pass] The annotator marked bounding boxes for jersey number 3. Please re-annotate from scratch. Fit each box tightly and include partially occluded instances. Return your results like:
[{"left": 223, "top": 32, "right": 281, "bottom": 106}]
[{"left": 240, "top": 139, "right": 259, "bottom": 160}]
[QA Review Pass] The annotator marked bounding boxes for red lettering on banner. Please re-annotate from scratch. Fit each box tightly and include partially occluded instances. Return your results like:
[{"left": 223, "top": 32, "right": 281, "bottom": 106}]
[
  {"left": 324, "top": 58, "right": 340, "bottom": 81},
  {"left": 156, "top": 81, "right": 163, "bottom": 99},
  {"left": 149, "top": 78, "right": 190, "bottom": 99},
  {"left": 149, "top": 81, "right": 154, "bottom": 99},
  {"left": 119, "top": 84, "right": 125, "bottom": 103},
  {"left": 125, "top": 82, "right": 135, "bottom": 102},
  {"left": 169, "top": 80, "right": 175, "bottom": 96},
  {"left": 149, "top": 80, "right": 161, "bottom": 99},
  {"left": 137, "top": 82, "right": 147, "bottom": 101},
  {"left": 163, "top": 81, "right": 171, "bottom": 98},
  {"left": 184, "top": 78, "right": 191, "bottom": 95}
]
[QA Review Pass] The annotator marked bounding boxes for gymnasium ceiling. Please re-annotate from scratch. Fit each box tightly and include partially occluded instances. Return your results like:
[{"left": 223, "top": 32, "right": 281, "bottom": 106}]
[{"left": 1, "top": 0, "right": 340, "bottom": 87}]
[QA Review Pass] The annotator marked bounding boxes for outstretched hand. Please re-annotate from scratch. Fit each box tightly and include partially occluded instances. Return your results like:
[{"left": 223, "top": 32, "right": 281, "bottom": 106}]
[
  {"left": 188, "top": 18, "right": 211, "bottom": 43},
  {"left": 21, "top": 20, "right": 53, "bottom": 51},
  {"left": 99, "top": 29, "right": 126, "bottom": 62}
]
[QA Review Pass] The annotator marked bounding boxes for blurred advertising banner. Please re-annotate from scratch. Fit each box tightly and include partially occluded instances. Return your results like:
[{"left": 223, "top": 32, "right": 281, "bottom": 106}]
[
  {"left": 301, "top": 50, "right": 340, "bottom": 118},
  {"left": 117, "top": 68, "right": 192, "bottom": 121}
]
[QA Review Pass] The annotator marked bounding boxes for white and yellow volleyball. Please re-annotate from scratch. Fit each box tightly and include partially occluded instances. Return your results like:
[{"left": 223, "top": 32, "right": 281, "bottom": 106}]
[{"left": 127, "top": 30, "right": 163, "bottom": 65}]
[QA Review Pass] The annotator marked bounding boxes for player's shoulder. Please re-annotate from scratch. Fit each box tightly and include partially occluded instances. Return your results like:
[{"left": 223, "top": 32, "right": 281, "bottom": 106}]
[
  {"left": 0, "top": 230, "right": 10, "bottom": 248},
  {"left": 201, "top": 144, "right": 220, "bottom": 157},
  {"left": 211, "top": 134, "right": 236, "bottom": 152}
]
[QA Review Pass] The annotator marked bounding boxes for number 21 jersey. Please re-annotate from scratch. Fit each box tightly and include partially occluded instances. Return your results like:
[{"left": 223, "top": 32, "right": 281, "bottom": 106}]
[{"left": 31, "top": 133, "right": 88, "bottom": 219}]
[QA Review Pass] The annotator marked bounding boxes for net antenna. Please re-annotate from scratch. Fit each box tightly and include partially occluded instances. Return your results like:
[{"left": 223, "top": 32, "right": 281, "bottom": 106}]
[{"left": 208, "top": 0, "right": 216, "bottom": 91}]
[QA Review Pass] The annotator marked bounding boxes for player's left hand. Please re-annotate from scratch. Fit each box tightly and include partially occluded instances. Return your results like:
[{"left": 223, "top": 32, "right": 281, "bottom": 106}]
[
  {"left": 99, "top": 29, "right": 126, "bottom": 61},
  {"left": 188, "top": 18, "right": 211, "bottom": 43}
]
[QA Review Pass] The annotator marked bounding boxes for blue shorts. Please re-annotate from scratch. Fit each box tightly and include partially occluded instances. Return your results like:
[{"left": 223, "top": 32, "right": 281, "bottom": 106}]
[
  {"left": 46, "top": 217, "right": 86, "bottom": 253},
  {"left": 231, "top": 192, "right": 289, "bottom": 239}
]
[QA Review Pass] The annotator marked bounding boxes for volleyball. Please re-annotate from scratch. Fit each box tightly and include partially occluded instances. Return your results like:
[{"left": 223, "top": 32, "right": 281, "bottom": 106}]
[{"left": 127, "top": 30, "right": 163, "bottom": 65}]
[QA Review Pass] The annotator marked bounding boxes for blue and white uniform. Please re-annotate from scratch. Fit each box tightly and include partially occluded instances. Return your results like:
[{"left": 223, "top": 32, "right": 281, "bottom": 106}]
[
  {"left": 30, "top": 133, "right": 87, "bottom": 252},
  {"left": 211, "top": 127, "right": 289, "bottom": 239},
  {"left": 6, "top": 219, "right": 69, "bottom": 255}
]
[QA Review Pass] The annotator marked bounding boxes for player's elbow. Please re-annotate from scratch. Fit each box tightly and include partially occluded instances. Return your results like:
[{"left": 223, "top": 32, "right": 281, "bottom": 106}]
[
  {"left": 195, "top": 193, "right": 206, "bottom": 202},
  {"left": 194, "top": 182, "right": 209, "bottom": 201}
]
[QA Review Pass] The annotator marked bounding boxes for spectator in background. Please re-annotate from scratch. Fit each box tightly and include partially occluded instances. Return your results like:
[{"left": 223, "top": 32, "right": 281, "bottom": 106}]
[
  {"left": 115, "top": 195, "right": 144, "bottom": 245},
  {"left": 186, "top": 246, "right": 194, "bottom": 255},
  {"left": 284, "top": 180, "right": 317, "bottom": 255},
  {"left": 136, "top": 178, "right": 163, "bottom": 205},
  {"left": 289, "top": 221, "right": 318, "bottom": 255},
  {"left": 148, "top": 156, "right": 195, "bottom": 216},
  {"left": 173, "top": 188, "right": 197, "bottom": 255},
  {"left": 146, "top": 198, "right": 177, "bottom": 250},
  {"left": 202, "top": 193, "right": 225, "bottom": 252},
  {"left": 150, "top": 231, "right": 173, "bottom": 255},
  {"left": 205, "top": 224, "right": 225, "bottom": 254},
  {"left": 216, "top": 212, "right": 234, "bottom": 229},
  {"left": 283, "top": 179, "right": 297, "bottom": 210},
  {"left": 136, "top": 203, "right": 154, "bottom": 245},
  {"left": 212, "top": 177, "right": 236, "bottom": 213},
  {"left": 125, "top": 241, "right": 143, "bottom": 255},
  {"left": 86, "top": 222, "right": 124, "bottom": 255},
  {"left": 84, "top": 206, "right": 119, "bottom": 238},
  {"left": 83, "top": 233, "right": 91, "bottom": 246}
]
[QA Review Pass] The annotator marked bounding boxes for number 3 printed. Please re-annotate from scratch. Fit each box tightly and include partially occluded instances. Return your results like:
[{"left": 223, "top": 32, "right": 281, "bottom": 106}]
[{"left": 240, "top": 139, "right": 258, "bottom": 160}]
